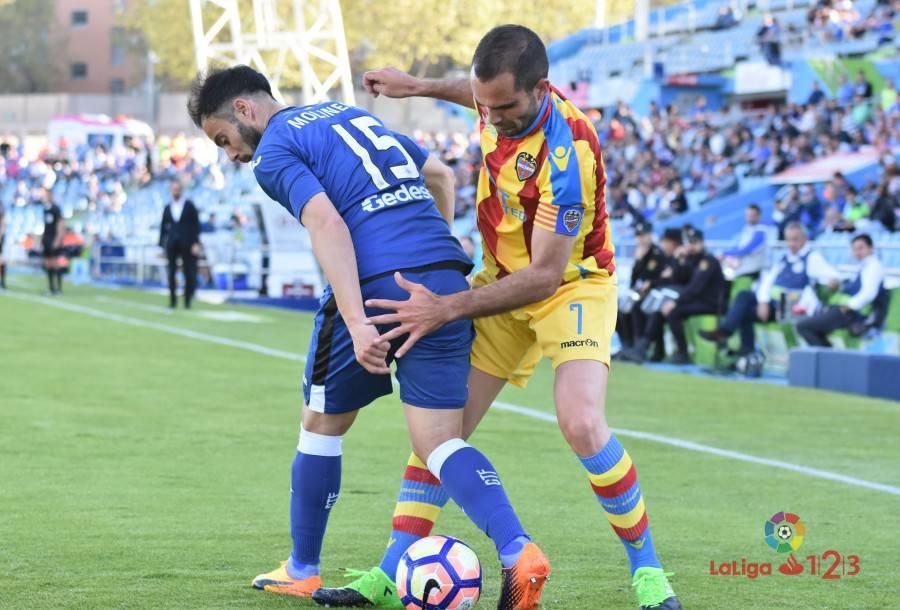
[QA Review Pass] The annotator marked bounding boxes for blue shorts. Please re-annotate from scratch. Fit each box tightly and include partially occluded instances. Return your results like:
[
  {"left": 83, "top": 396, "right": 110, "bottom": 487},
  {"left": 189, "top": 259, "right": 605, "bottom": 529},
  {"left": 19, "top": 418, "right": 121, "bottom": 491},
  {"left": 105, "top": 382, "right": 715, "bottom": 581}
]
[{"left": 302, "top": 263, "right": 474, "bottom": 414}]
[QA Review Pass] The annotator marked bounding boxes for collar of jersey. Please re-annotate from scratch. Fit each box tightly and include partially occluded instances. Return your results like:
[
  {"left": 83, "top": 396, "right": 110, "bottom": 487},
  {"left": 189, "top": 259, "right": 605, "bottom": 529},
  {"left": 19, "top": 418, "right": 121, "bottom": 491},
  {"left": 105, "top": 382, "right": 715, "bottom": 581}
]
[
  {"left": 266, "top": 105, "right": 296, "bottom": 129},
  {"left": 504, "top": 92, "right": 551, "bottom": 140}
]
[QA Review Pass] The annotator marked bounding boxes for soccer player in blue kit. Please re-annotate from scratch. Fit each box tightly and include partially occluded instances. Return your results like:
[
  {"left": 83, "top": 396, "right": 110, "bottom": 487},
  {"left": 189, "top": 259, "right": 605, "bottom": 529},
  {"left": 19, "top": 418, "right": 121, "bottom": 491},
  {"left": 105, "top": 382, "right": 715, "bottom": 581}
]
[{"left": 188, "top": 66, "right": 550, "bottom": 610}]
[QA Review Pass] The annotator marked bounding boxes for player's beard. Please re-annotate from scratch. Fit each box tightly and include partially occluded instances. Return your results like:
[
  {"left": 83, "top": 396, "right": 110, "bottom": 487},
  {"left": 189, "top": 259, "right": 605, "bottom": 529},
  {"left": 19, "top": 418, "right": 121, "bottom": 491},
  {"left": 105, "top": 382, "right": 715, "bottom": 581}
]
[
  {"left": 238, "top": 122, "right": 263, "bottom": 153},
  {"left": 499, "top": 92, "right": 541, "bottom": 137}
]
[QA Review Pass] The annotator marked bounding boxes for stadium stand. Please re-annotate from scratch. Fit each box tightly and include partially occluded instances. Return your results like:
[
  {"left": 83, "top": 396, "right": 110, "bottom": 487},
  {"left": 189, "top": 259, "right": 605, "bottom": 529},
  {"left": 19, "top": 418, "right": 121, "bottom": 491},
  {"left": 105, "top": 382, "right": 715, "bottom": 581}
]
[{"left": 2, "top": 0, "right": 898, "bottom": 383}]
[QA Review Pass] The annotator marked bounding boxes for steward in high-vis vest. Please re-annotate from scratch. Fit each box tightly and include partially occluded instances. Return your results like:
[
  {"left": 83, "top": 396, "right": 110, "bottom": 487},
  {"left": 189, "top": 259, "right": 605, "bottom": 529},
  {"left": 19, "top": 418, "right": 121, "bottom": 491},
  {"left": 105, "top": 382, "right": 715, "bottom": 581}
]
[
  {"left": 698, "top": 222, "right": 840, "bottom": 354},
  {"left": 797, "top": 234, "right": 886, "bottom": 347}
]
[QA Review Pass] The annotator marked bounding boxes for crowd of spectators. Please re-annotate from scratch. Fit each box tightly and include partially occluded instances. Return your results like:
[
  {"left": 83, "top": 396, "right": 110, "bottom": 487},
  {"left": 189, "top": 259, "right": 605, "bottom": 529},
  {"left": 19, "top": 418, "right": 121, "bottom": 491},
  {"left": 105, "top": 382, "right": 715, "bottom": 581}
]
[
  {"left": 807, "top": 0, "right": 898, "bottom": 44},
  {"left": 593, "top": 76, "right": 899, "bottom": 232}
]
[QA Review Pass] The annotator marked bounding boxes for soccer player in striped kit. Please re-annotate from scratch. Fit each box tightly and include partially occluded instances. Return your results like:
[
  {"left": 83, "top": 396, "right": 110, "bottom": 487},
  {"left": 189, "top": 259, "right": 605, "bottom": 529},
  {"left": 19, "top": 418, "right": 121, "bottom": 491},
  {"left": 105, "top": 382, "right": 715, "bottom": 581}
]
[{"left": 315, "top": 25, "right": 681, "bottom": 610}]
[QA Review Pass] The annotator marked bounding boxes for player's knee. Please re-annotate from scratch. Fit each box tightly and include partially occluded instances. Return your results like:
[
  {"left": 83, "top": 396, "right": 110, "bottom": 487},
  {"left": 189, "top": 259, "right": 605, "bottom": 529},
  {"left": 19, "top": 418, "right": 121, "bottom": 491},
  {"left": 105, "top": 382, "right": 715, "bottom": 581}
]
[
  {"left": 302, "top": 408, "right": 357, "bottom": 436},
  {"left": 557, "top": 407, "right": 609, "bottom": 456}
]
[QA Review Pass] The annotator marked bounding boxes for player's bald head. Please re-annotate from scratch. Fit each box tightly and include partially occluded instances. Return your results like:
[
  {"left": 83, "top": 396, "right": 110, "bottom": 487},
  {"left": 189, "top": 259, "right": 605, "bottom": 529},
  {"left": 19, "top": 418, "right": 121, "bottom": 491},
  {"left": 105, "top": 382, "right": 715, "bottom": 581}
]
[{"left": 472, "top": 25, "right": 548, "bottom": 91}]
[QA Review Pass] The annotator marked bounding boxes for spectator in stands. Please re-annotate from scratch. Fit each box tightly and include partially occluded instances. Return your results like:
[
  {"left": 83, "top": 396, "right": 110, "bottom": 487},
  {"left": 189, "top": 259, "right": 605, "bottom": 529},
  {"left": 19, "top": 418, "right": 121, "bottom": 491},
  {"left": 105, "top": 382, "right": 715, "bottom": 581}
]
[
  {"left": 807, "top": 81, "right": 826, "bottom": 106},
  {"left": 623, "top": 228, "right": 725, "bottom": 365},
  {"left": 699, "top": 222, "right": 840, "bottom": 355},
  {"left": 797, "top": 234, "right": 885, "bottom": 346},
  {"left": 837, "top": 73, "right": 856, "bottom": 105},
  {"left": 880, "top": 80, "right": 898, "bottom": 111},
  {"left": 821, "top": 205, "right": 856, "bottom": 234},
  {"left": 159, "top": 178, "right": 201, "bottom": 309},
  {"left": 721, "top": 204, "right": 770, "bottom": 281},
  {"left": 870, "top": 181, "right": 899, "bottom": 231},
  {"left": 757, "top": 14, "right": 782, "bottom": 66},
  {"left": 854, "top": 70, "right": 874, "bottom": 99},
  {"left": 714, "top": 4, "right": 739, "bottom": 30},
  {"left": 798, "top": 184, "right": 824, "bottom": 234},
  {"left": 843, "top": 185, "right": 872, "bottom": 227},
  {"left": 774, "top": 186, "right": 802, "bottom": 238}
]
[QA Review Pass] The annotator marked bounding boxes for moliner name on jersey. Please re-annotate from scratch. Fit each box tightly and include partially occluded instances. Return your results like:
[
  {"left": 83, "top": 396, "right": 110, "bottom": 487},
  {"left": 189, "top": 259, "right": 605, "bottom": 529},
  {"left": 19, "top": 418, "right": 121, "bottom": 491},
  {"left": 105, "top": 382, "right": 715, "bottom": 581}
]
[
  {"left": 361, "top": 182, "right": 433, "bottom": 213},
  {"left": 560, "top": 338, "right": 599, "bottom": 349}
]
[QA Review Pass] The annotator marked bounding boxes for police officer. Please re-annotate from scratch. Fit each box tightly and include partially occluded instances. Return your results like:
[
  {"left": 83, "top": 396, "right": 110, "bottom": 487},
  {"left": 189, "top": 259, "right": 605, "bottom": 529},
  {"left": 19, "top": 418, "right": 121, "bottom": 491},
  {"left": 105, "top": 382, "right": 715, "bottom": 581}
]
[
  {"left": 617, "top": 221, "right": 668, "bottom": 352},
  {"left": 623, "top": 228, "right": 725, "bottom": 364}
]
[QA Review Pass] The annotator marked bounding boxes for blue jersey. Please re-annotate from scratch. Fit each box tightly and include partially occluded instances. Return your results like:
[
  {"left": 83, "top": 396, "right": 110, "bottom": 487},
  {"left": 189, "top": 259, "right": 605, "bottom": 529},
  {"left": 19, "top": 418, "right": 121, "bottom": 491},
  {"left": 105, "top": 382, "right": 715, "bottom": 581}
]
[{"left": 253, "top": 102, "right": 471, "bottom": 281}]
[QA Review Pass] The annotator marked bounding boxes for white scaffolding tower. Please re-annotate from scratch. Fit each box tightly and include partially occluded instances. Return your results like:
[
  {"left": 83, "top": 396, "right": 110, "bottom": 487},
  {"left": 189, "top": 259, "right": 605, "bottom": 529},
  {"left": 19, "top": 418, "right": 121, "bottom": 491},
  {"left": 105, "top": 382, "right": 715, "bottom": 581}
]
[{"left": 189, "top": 0, "right": 355, "bottom": 105}]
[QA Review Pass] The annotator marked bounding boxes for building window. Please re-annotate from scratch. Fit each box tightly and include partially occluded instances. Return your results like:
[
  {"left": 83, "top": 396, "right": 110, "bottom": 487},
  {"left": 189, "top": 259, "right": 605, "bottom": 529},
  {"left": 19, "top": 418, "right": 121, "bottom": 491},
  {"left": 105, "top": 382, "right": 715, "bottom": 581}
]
[
  {"left": 111, "top": 79, "right": 125, "bottom": 94},
  {"left": 70, "top": 63, "right": 88, "bottom": 80},
  {"left": 111, "top": 45, "right": 125, "bottom": 66},
  {"left": 71, "top": 10, "right": 88, "bottom": 27}
]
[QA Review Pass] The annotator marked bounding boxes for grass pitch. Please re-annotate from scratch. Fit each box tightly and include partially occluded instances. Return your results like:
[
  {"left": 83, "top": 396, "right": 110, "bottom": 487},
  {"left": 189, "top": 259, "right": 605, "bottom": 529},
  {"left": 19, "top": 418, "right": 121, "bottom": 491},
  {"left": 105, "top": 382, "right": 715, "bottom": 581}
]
[{"left": 1, "top": 276, "right": 898, "bottom": 609}]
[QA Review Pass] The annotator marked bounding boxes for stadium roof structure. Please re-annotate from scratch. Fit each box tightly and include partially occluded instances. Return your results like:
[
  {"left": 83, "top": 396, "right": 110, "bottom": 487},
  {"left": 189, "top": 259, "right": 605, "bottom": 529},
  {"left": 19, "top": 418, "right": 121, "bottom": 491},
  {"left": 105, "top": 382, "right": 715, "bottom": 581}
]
[{"left": 189, "top": 0, "right": 355, "bottom": 106}]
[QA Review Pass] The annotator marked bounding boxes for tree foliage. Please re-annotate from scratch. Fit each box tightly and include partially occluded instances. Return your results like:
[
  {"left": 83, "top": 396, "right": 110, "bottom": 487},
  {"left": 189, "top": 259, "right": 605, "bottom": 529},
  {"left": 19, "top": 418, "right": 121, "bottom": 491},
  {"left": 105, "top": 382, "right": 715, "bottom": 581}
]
[
  {"left": 0, "top": 0, "right": 64, "bottom": 93},
  {"left": 124, "top": 0, "right": 681, "bottom": 88}
]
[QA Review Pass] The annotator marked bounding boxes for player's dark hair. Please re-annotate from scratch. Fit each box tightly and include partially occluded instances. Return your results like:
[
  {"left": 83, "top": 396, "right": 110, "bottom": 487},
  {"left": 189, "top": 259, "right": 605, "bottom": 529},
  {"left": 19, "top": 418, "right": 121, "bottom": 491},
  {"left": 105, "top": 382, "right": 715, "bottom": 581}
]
[
  {"left": 852, "top": 233, "right": 874, "bottom": 248},
  {"left": 748, "top": 203, "right": 761, "bottom": 214},
  {"left": 187, "top": 65, "right": 274, "bottom": 127},
  {"left": 472, "top": 25, "right": 548, "bottom": 91}
]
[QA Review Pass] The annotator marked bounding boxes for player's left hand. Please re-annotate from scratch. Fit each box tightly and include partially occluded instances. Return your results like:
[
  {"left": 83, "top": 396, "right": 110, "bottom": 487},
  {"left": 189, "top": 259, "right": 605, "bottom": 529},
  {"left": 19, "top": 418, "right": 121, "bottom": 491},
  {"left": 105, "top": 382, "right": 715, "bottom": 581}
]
[
  {"left": 365, "top": 272, "right": 448, "bottom": 358},
  {"left": 660, "top": 300, "right": 676, "bottom": 316}
]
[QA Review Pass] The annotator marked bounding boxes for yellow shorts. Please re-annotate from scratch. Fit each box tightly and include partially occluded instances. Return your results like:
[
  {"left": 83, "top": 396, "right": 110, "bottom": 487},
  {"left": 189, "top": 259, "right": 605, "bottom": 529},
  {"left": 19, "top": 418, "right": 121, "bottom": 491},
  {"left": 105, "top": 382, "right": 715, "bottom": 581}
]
[{"left": 470, "top": 272, "right": 617, "bottom": 388}]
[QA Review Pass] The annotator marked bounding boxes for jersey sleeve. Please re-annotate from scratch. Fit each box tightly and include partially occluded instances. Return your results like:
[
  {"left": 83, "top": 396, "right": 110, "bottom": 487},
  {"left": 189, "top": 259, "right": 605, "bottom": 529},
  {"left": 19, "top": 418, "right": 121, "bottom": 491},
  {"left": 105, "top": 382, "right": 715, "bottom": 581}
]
[
  {"left": 534, "top": 144, "right": 588, "bottom": 236},
  {"left": 253, "top": 140, "right": 325, "bottom": 222},
  {"left": 393, "top": 132, "right": 430, "bottom": 170}
]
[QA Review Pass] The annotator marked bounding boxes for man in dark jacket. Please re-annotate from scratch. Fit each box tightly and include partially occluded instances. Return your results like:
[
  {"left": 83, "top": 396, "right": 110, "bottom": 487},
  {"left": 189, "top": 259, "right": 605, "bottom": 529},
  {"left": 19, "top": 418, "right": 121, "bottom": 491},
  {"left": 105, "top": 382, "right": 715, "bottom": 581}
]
[
  {"left": 159, "top": 178, "right": 201, "bottom": 308},
  {"left": 623, "top": 228, "right": 726, "bottom": 364},
  {"left": 616, "top": 223, "right": 680, "bottom": 360}
]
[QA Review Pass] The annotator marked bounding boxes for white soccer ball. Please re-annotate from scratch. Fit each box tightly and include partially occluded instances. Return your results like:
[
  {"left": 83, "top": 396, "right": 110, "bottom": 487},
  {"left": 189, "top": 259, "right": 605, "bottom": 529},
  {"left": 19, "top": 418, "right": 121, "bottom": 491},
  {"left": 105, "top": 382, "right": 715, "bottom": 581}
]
[{"left": 396, "top": 535, "right": 482, "bottom": 610}]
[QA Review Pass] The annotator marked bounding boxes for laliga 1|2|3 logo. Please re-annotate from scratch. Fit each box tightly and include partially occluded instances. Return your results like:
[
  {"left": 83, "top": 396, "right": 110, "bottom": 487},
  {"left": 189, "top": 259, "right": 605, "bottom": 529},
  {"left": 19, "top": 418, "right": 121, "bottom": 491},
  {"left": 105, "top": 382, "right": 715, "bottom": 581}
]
[{"left": 708, "top": 512, "right": 861, "bottom": 581}]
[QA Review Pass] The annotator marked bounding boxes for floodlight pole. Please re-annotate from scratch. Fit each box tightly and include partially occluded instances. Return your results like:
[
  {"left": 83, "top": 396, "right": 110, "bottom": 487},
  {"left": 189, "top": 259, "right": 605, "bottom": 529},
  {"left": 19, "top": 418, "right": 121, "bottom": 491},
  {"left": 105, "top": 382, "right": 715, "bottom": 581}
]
[{"left": 188, "top": 0, "right": 355, "bottom": 106}]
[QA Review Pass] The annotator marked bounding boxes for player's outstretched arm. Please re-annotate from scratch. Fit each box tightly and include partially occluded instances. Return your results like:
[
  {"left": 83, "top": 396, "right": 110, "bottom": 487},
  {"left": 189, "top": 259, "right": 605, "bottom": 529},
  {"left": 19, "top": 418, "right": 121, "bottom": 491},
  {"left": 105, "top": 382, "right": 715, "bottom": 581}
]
[
  {"left": 302, "top": 193, "right": 391, "bottom": 374},
  {"left": 366, "top": 228, "right": 575, "bottom": 358},
  {"left": 444, "top": 228, "right": 575, "bottom": 320},
  {"left": 363, "top": 67, "right": 474, "bottom": 109},
  {"left": 422, "top": 154, "right": 456, "bottom": 224}
]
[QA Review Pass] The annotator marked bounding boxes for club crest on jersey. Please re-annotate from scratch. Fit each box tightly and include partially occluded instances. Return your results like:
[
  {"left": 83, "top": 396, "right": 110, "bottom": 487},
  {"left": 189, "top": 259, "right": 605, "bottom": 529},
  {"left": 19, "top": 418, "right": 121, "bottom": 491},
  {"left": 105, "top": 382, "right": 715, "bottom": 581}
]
[
  {"left": 516, "top": 152, "right": 537, "bottom": 181},
  {"left": 563, "top": 208, "right": 583, "bottom": 233}
]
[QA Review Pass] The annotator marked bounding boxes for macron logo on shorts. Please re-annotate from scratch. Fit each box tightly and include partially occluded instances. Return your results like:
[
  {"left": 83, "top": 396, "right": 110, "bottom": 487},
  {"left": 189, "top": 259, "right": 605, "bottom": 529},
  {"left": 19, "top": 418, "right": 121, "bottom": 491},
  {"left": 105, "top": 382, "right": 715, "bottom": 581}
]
[{"left": 560, "top": 338, "right": 599, "bottom": 349}]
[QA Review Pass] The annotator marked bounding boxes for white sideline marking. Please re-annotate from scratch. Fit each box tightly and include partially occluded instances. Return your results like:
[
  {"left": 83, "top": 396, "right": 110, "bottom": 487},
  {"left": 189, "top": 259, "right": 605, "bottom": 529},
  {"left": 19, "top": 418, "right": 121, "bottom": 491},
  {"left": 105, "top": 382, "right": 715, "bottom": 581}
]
[
  {"left": 5, "top": 290, "right": 900, "bottom": 497},
  {"left": 96, "top": 296, "right": 267, "bottom": 323},
  {"left": 96, "top": 296, "right": 175, "bottom": 315}
]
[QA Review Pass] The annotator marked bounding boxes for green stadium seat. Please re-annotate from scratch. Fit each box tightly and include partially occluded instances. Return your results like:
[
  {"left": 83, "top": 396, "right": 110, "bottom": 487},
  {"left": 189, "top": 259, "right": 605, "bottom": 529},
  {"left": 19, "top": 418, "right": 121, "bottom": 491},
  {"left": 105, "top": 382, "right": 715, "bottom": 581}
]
[
  {"left": 685, "top": 314, "right": 721, "bottom": 369},
  {"left": 729, "top": 275, "right": 755, "bottom": 305},
  {"left": 885, "top": 288, "right": 900, "bottom": 334}
]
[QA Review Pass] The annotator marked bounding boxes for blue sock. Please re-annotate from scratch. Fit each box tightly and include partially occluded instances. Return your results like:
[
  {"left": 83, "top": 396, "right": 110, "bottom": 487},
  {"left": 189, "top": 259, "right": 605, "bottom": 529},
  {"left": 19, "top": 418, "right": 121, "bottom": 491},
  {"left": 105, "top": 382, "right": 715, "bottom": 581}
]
[
  {"left": 499, "top": 535, "right": 531, "bottom": 569},
  {"left": 428, "top": 439, "right": 529, "bottom": 566},
  {"left": 288, "top": 428, "right": 343, "bottom": 578}
]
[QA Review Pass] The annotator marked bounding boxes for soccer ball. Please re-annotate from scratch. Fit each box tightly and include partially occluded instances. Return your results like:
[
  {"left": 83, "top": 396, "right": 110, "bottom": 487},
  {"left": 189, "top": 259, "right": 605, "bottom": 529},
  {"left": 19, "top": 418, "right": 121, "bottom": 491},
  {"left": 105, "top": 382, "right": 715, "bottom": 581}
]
[
  {"left": 777, "top": 525, "right": 793, "bottom": 541},
  {"left": 396, "top": 535, "right": 482, "bottom": 610}
]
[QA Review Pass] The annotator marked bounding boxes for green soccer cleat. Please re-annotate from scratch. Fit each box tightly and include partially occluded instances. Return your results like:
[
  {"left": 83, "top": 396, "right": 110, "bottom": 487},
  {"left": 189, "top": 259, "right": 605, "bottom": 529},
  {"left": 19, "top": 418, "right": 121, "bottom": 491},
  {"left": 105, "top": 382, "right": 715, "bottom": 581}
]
[
  {"left": 311, "top": 566, "right": 405, "bottom": 608},
  {"left": 632, "top": 567, "right": 682, "bottom": 610}
]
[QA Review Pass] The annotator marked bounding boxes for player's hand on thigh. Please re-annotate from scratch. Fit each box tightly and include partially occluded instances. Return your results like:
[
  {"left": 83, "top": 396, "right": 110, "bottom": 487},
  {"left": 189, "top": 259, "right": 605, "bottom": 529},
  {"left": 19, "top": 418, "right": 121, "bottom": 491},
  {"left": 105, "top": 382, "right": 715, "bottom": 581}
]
[
  {"left": 366, "top": 273, "right": 449, "bottom": 358},
  {"left": 348, "top": 322, "right": 391, "bottom": 375}
]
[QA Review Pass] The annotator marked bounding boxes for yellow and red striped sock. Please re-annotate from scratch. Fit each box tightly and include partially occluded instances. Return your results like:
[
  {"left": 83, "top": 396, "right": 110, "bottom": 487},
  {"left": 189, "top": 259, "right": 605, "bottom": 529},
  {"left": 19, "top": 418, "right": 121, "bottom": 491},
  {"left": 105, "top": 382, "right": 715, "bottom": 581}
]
[
  {"left": 580, "top": 435, "right": 662, "bottom": 573},
  {"left": 378, "top": 453, "right": 449, "bottom": 578}
]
